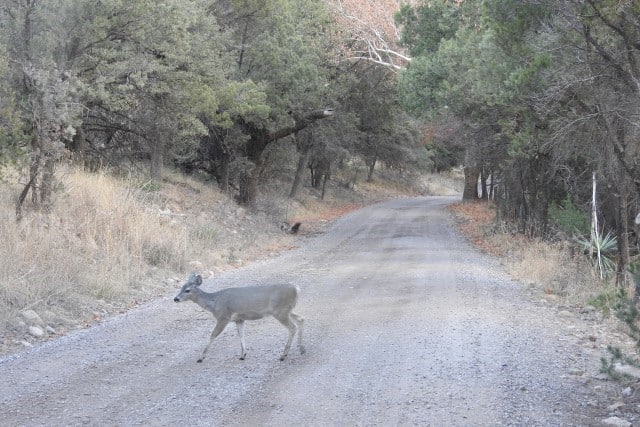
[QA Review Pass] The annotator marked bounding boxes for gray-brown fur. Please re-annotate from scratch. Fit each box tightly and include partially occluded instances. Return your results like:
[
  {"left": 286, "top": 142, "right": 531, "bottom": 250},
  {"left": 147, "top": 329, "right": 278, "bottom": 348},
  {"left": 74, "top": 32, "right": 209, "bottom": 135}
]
[{"left": 174, "top": 273, "right": 305, "bottom": 362}]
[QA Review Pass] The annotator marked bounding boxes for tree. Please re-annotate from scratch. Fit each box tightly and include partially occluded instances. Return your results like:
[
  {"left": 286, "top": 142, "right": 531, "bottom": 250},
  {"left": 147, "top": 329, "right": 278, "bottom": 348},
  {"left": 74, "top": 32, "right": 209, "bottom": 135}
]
[
  {"left": 204, "top": 0, "right": 337, "bottom": 205},
  {"left": 65, "top": 0, "right": 228, "bottom": 179},
  {"left": 0, "top": 0, "right": 233, "bottom": 218},
  {"left": 0, "top": 42, "right": 27, "bottom": 179},
  {"left": 531, "top": 0, "right": 640, "bottom": 280},
  {"left": 326, "top": 0, "right": 414, "bottom": 70},
  {"left": 397, "top": 0, "right": 554, "bottom": 208},
  {"left": 0, "top": 0, "right": 82, "bottom": 215},
  {"left": 344, "top": 63, "right": 418, "bottom": 181}
]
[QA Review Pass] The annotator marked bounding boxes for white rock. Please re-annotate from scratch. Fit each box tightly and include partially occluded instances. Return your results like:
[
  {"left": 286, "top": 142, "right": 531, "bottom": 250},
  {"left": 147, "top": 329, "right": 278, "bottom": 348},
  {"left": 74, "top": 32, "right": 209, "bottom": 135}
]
[
  {"left": 602, "top": 416, "right": 631, "bottom": 427},
  {"left": 614, "top": 363, "right": 640, "bottom": 379},
  {"left": 28, "top": 326, "right": 44, "bottom": 337},
  {"left": 607, "top": 401, "right": 625, "bottom": 411},
  {"left": 20, "top": 309, "right": 44, "bottom": 326}
]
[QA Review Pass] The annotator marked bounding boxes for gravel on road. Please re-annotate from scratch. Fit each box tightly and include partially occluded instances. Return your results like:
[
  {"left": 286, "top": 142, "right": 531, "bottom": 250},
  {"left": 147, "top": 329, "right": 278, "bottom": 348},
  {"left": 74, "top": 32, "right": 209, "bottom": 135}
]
[{"left": 0, "top": 196, "right": 626, "bottom": 426}]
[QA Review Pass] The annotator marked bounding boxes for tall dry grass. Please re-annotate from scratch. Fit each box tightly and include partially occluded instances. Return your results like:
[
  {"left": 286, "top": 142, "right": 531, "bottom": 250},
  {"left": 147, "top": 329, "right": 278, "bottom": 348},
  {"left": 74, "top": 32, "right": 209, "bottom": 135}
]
[
  {"left": 0, "top": 168, "right": 199, "bottom": 330},
  {"left": 450, "top": 201, "right": 608, "bottom": 307},
  {"left": 498, "top": 236, "right": 604, "bottom": 305}
]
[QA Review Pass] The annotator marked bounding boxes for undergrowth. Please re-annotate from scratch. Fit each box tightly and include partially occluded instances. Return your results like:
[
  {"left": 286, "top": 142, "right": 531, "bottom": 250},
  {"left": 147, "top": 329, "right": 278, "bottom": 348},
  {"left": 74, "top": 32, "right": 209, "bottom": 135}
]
[
  {"left": 449, "top": 200, "right": 606, "bottom": 305},
  {"left": 0, "top": 169, "right": 193, "bottom": 331},
  {"left": 0, "top": 164, "right": 439, "bottom": 353},
  {"left": 450, "top": 200, "right": 640, "bottom": 383}
]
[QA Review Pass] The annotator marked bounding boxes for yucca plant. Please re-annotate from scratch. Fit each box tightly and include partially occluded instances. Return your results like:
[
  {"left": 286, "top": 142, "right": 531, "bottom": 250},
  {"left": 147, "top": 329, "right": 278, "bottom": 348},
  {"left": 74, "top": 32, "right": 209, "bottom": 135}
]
[{"left": 575, "top": 230, "right": 617, "bottom": 279}]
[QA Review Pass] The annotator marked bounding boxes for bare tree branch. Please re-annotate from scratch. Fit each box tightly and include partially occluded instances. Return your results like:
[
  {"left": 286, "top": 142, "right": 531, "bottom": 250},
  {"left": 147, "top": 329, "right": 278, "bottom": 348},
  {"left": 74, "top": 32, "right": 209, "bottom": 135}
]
[{"left": 327, "top": 0, "right": 413, "bottom": 71}]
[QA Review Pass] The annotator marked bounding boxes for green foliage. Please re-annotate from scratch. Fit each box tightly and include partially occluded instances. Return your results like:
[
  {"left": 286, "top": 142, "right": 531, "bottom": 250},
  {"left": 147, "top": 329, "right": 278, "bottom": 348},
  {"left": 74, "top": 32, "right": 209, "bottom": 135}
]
[
  {"left": 396, "top": 1, "right": 462, "bottom": 56},
  {"left": 588, "top": 287, "right": 618, "bottom": 317},
  {"left": 208, "top": 81, "right": 271, "bottom": 128},
  {"left": 575, "top": 231, "right": 618, "bottom": 279},
  {"left": 599, "top": 288, "right": 640, "bottom": 381},
  {"left": 0, "top": 48, "right": 28, "bottom": 176},
  {"left": 548, "top": 197, "right": 590, "bottom": 236},
  {"left": 600, "top": 345, "right": 635, "bottom": 382},
  {"left": 139, "top": 180, "right": 162, "bottom": 193},
  {"left": 398, "top": 1, "right": 541, "bottom": 119},
  {"left": 228, "top": 0, "right": 332, "bottom": 118},
  {"left": 190, "top": 224, "right": 219, "bottom": 244},
  {"left": 480, "top": 0, "right": 554, "bottom": 52},
  {"left": 0, "top": 0, "right": 440, "bottom": 207},
  {"left": 615, "top": 290, "right": 640, "bottom": 341}
]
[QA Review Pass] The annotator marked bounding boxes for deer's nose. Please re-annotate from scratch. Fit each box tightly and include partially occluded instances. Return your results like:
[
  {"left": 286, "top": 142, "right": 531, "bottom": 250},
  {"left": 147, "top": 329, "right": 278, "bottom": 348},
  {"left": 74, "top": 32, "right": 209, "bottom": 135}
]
[{"left": 174, "top": 297, "right": 180, "bottom": 302}]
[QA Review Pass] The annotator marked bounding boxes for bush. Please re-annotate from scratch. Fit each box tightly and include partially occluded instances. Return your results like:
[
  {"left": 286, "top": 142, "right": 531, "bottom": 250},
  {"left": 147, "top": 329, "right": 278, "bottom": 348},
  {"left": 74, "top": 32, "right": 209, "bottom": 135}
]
[
  {"left": 548, "top": 197, "right": 590, "bottom": 236},
  {"left": 600, "top": 288, "right": 640, "bottom": 380}
]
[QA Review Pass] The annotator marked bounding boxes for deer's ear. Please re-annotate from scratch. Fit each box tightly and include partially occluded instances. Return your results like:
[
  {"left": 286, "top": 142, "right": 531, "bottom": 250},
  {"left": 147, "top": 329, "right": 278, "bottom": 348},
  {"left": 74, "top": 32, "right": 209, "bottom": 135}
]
[{"left": 195, "top": 275, "right": 203, "bottom": 286}]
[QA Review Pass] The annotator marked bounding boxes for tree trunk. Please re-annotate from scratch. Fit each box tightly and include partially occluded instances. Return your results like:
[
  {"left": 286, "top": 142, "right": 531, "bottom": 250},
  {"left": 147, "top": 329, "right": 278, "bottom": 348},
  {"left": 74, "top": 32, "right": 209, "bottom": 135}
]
[
  {"left": 321, "top": 172, "right": 329, "bottom": 200},
  {"left": 237, "top": 109, "right": 335, "bottom": 205},
  {"left": 488, "top": 171, "right": 497, "bottom": 199},
  {"left": 16, "top": 163, "right": 38, "bottom": 220},
  {"left": 616, "top": 190, "right": 631, "bottom": 288},
  {"left": 219, "top": 152, "right": 231, "bottom": 194},
  {"left": 462, "top": 166, "right": 480, "bottom": 200},
  {"left": 366, "top": 157, "right": 376, "bottom": 182},
  {"left": 70, "top": 126, "right": 86, "bottom": 167},
  {"left": 462, "top": 146, "right": 480, "bottom": 201},
  {"left": 290, "top": 140, "right": 313, "bottom": 198},
  {"left": 247, "top": 157, "right": 262, "bottom": 205},
  {"left": 238, "top": 152, "right": 262, "bottom": 206},
  {"left": 150, "top": 143, "right": 164, "bottom": 180},
  {"left": 39, "top": 157, "right": 55, "bottom": 209},
  {"left": 30, "top": 135, "right": 40, "bottom": 205},
  {"left": 480, "top": 168, "right": 488, "bottom": 199}
]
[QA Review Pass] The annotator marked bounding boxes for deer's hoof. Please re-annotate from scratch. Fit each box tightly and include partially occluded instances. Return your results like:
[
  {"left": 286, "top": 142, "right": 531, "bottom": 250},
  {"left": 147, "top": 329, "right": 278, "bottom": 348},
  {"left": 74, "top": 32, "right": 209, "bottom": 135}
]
[{"left": 197, "top": 359, "right": 203, "bottom": 363}]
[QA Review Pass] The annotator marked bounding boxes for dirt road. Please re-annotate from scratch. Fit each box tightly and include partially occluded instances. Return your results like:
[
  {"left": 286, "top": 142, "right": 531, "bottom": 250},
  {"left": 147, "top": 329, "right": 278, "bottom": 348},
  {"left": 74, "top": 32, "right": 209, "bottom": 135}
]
[{"left": 0, "top": 196, "right": 616, "bottom": 425}]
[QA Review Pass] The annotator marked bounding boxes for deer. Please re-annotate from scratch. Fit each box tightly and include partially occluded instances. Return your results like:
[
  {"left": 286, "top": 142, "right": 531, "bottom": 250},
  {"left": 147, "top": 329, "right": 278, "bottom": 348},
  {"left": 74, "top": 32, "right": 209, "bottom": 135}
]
[{"left": 173, "top": 273, "right": 305, "bottom": 363}]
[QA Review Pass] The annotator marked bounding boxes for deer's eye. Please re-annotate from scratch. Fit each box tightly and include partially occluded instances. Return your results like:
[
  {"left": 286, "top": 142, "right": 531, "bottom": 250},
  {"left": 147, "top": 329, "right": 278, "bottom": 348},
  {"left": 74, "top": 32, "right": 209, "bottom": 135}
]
[{"left": 184, "top": 289, "right": 191, "bottom": 293}]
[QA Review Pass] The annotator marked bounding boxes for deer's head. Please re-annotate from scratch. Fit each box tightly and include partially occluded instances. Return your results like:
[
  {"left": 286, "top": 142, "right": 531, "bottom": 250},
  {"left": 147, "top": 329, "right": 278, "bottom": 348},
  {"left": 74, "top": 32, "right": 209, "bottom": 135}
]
[{"left": 174, "top": 273, "right": 202, "bottom": 302}]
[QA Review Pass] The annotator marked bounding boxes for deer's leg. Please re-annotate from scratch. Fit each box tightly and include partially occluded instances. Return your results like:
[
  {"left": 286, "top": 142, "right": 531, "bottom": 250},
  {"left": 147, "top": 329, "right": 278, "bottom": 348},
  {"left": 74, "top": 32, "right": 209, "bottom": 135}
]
[
  {"left": 198, "top": 318, "right": 230, "bottom": 363},
  {"left": 235, "top": 320, "right": 247, "bottom": 360},
  {"left": 274, "top": 314, "right": 297, "bottom": 361},
  {"left": 290, "top": 312, "right": 305, "bottom": 355}
]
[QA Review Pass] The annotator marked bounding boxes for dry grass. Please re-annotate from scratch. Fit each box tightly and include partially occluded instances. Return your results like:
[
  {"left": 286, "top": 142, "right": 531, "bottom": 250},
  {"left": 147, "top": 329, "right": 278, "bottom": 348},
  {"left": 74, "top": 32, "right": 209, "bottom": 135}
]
[
  {"left": 449, "top": 200, "right": 608, "bottom": 307},
  {"left": 0, "top": 169, "right": 190, "bottom": 330},
  {"left": 0, "top": 167, "right": 274, "bottom": 346}
]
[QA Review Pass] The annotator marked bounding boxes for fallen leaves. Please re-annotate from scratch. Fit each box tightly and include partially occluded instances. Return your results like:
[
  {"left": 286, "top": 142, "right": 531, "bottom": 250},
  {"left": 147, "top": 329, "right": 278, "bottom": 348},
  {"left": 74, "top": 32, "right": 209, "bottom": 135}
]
[{"left": 448, "top": 200, "right": 503, "bottom": 255}]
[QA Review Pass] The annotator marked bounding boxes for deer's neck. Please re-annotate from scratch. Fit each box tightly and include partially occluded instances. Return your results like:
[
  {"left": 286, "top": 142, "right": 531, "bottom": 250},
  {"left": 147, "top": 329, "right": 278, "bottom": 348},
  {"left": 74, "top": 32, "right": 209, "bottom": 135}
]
[{"left": 192, "top": 288, "right": 217, "bottom": 310}]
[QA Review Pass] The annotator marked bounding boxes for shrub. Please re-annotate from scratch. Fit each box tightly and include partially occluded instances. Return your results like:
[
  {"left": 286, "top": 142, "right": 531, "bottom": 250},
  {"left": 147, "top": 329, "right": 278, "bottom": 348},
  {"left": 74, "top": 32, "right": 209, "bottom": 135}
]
[{"left": 548, "top": 197, "right": 590, "bottom": 236}]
